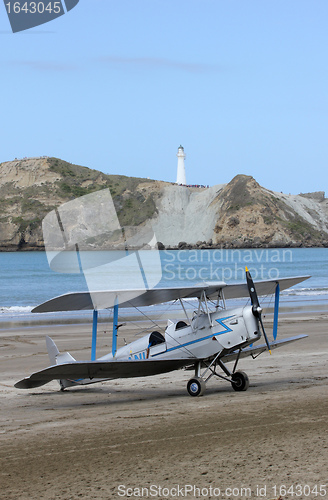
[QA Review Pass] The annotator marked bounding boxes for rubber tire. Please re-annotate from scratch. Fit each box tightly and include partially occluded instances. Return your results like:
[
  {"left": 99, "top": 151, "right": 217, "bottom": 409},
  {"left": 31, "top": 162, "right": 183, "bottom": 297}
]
[
  {"left": 187, "top": 377, "right": 206, "bottom": 397},
  {"left": 231, "top": 371, "right": 249, "bottom": 392}
]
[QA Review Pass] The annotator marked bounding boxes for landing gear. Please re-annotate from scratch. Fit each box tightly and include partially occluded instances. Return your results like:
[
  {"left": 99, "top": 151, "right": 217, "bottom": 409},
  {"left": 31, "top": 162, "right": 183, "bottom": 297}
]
[
  {"left": 186, "top": 354, "right": 250, "bottom": 396},
  {"left": 231, "top": 371, "right": 249, "bottom": 392},
  {"left": 187, "top": 376, "right": 206, "bottom": 397}
]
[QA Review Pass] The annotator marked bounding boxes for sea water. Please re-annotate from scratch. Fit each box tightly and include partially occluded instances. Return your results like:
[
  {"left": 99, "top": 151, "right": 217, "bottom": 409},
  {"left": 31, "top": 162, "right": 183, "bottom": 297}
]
[{"left": 0, "top": 248, "right": 327, "bottom": 324}]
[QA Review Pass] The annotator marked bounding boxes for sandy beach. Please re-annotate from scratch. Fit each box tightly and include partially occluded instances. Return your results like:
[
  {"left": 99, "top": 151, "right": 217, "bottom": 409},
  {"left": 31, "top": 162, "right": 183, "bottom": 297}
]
[{"left": 0, "top": 313, "right": 327, "bottom": 500}]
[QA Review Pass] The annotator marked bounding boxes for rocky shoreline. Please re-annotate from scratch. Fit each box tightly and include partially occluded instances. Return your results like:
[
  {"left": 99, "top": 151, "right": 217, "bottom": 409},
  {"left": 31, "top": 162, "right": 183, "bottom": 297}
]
[{"left": 1, "top": 240, "right": 328, "bottom": 252}]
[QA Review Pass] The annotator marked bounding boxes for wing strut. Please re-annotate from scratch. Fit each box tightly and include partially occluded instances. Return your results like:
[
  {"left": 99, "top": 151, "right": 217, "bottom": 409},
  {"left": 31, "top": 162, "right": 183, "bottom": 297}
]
[
  {"left": 112, "top": 298, "right": 119, "bottom": 357},
  {"left": 273, "top": 282, "right": 280, "bottom": 341},
  {"left": 91, "top": 309, "right": 98, "bottom": 361}
]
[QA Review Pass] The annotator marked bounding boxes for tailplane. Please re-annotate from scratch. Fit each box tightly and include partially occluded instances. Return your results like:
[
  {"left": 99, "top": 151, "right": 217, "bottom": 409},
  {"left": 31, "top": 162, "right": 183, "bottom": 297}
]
[{"left": 16, "top": 337, "right": 111, "bottom": 390}]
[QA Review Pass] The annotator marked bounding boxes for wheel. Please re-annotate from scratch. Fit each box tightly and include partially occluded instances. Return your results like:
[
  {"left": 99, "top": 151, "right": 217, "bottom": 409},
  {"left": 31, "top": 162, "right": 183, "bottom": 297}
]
[
  {"left": 187, "top": 377, "right": 206, "bottom": 397},
  {"left": 231, "top": 371, "right": 249, "bottom": 392}
]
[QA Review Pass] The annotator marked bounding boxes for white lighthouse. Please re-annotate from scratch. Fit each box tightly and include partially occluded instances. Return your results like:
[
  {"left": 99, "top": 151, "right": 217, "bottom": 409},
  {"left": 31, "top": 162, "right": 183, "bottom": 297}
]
[{"left": 176, "top": 145, "right": 186, "bottom": 185}]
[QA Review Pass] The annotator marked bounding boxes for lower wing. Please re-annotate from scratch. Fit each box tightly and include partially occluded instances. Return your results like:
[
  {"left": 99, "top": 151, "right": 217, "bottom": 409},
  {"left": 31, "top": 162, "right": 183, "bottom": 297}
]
[
  {"left": 15, "top": 358, "right": 195, "bottom": 389},
  {"left": 221, "top": 334, "right": 308, "bottom": 363},
  {"left": 15, "top": 335, "right": 307, "bottom": 389}
]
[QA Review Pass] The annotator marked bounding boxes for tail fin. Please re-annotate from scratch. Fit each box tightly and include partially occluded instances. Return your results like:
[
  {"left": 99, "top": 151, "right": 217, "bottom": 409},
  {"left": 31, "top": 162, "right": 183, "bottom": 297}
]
[
  {"left": 45, "top": 336, "right": 77, "bottom": 390},
  {"left": 46, "top": 336, "right": 60, "bottom": 365}
]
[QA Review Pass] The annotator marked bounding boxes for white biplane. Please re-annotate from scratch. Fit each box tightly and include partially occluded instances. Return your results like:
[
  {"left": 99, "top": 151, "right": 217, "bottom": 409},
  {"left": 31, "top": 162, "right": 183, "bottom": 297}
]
[{"left": 15, "top": 269, "right": 309, "bottom": 396}]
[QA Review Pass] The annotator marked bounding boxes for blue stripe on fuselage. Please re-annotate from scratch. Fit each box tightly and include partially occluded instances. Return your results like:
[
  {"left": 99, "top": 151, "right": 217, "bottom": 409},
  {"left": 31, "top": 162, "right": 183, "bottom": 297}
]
[{"left": 151, "top": 315, "right": 234, "bottom": 356}]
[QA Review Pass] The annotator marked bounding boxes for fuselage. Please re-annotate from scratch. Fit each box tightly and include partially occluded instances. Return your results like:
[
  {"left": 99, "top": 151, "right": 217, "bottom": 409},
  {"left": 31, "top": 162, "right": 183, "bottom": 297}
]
[{"left": 98, "top": 305, "right": 261, "bottom": 363}]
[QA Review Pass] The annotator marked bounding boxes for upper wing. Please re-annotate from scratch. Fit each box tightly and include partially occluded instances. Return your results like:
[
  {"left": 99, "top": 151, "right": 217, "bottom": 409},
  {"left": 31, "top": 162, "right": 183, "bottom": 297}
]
[
  {"left": 32, "top": 276, "right": 310, "bottom": 313},
  {"left": 15, "top": 358, "right": 196, "bottom": 389},
  {"left": 211, "top": 276, "right": 309, "bottom": 301}
]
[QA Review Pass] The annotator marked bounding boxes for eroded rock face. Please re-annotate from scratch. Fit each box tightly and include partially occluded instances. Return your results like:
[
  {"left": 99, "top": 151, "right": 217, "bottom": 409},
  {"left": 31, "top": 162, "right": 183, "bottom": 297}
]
[
  {"left": 299, "top": 191, "right": 325, "bottom": 202},
  {"left": 0, "top": 157, "right": 159, "bottom": 251},
  {"left": 0, "top": 158, "right": 327, "bottom": 250},
  {"left": 210, "top": 175, "right": 328, "bottom": 248}
]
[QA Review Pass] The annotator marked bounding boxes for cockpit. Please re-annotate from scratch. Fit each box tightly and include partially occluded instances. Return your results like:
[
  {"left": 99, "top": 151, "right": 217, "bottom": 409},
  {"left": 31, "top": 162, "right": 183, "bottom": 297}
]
[
  {"left": 176, "top": 321, "right": 188, "bottom": 330},
  {"left": 148, "top": 331, "right": 165, "bottom": 347}
]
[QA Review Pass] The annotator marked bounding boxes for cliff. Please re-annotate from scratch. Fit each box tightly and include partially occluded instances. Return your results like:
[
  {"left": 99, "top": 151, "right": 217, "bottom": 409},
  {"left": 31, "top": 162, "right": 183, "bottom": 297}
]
[
  {"left": 0, "top": 157, "right": 161, "bottom": 250},
  {"left": 0, "top": 157, "right": 327, "bottom": 250}
]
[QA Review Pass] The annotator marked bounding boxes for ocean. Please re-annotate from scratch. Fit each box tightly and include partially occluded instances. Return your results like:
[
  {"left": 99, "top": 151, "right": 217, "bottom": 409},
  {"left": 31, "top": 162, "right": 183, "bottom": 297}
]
[{"left": 0, "top": 248, "right": 327, "bottom": 325}]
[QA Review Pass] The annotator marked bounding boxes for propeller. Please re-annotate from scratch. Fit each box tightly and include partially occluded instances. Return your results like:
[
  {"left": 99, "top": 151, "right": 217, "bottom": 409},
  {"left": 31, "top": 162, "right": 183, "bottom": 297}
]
[{"left": 245, "top": 266, "right": 272, "bottom": 354}]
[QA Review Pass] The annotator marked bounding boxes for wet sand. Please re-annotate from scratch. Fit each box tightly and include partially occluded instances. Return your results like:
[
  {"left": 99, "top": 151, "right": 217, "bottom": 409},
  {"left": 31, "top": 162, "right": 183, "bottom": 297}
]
[{"left": 0, "top": 314, "right": 327, "bottom": 500}]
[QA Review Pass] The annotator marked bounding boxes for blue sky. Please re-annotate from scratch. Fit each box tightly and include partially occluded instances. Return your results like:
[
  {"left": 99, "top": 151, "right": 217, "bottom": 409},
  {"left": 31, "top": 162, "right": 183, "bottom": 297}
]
[{"left": 1, "top": 0, "right": 327, "bottom": 194}]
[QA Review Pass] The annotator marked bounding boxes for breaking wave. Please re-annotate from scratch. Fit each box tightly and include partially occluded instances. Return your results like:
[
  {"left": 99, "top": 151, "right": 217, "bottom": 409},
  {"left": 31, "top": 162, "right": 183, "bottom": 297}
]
[
  {"left": 282, "top": 287, "right": 328, "bottom": 296},
  {"left": 0, "top": 306, "right": 33, "bottom": 316}
]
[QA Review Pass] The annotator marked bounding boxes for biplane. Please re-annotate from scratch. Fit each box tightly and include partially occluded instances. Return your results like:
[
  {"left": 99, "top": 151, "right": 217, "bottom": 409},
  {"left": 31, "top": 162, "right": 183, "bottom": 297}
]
[{"left": 15, "top": 269, "right": 309, "bottom": 396}]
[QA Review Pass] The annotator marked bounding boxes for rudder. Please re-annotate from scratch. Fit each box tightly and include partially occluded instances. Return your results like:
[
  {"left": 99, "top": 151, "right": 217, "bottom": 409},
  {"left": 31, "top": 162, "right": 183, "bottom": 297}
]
[{"left": 45, "top": 336, "right": 77, "bottom": 390}]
